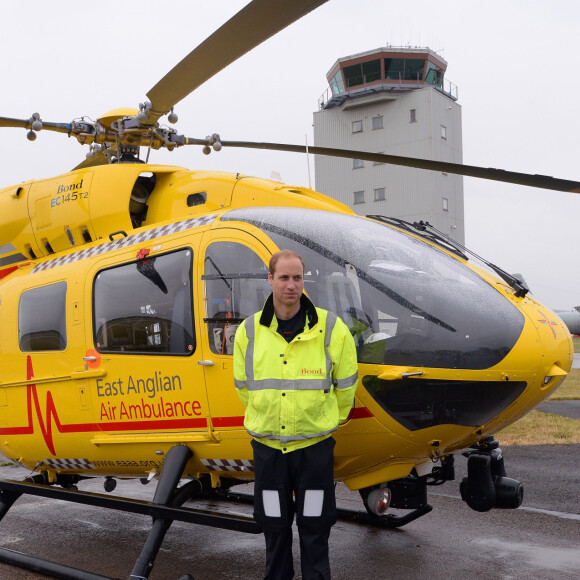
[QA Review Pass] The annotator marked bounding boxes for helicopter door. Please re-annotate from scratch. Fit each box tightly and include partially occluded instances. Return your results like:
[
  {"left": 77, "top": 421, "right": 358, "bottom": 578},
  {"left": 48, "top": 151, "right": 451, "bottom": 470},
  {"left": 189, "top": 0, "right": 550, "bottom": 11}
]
[
  {"left": 90, "top": 244, "right": 211, "bottom": 446},
  {"left": 198, "top": 232, "right": 272, "bottom": 433}
]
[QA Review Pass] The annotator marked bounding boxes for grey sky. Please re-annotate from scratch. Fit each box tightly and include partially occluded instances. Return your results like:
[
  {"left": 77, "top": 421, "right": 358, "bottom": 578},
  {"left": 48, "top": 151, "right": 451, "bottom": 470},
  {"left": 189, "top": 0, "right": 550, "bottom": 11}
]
[{"left": 2, "top": 1, "right": 578, "bottom": 309}]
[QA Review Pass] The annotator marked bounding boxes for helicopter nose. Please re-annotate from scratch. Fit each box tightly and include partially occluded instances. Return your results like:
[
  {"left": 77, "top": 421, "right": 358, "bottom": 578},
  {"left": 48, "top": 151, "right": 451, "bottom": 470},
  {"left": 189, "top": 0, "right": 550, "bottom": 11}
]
[{"left": 521, "top": 302, "right": 573, "bottom": 397}]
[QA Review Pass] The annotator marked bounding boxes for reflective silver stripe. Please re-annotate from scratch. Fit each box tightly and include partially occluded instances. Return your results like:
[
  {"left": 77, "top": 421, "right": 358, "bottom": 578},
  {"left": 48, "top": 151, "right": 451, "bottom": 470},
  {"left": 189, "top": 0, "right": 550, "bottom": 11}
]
[
  {"left": 335, "top": 372, "right": 358, "bottom": 389},
  {"left": 245, "top": 316, "right": 256, "bottom": 382},
  {"left": 247, "top": 427, "right": 337, "bottom": 443},
  {"left": 234, "top": 379, "right": 247, "bottom": 390},
  {"left": 245, "top": 377, "right": 332, "bottom": 391},
  {"left": 325, "top": 311, "right": 337, "bottom": 381},
  {"left": 244, "top": 309, "right": 335, "bottom": 392}
]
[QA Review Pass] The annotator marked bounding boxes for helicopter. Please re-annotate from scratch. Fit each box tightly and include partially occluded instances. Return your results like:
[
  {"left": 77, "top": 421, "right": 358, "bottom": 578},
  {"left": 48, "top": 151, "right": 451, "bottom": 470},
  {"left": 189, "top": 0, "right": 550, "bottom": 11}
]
[{"left": 0, "top": 1, "right": 577, "bottom": 579}]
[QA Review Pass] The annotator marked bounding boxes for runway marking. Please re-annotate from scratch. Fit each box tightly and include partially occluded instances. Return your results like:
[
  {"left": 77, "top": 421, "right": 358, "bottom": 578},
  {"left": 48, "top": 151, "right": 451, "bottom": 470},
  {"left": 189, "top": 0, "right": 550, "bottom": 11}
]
[
  {"left": 519, "top": 506, "right": 580, "bottom": 521},
  {"left": 432, "top": 491, "right": 580, "bottom": 521}
]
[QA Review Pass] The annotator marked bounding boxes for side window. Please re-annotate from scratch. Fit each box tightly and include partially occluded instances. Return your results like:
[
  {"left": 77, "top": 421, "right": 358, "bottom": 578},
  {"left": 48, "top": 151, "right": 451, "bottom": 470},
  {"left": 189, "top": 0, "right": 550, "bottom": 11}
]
[
  {"left": 19, "top": 281, "right": 67, "bottom": 351},
  {"left": 204, "top": 241, "right": 270, "bottom": 355},
  {"left": 94, "top": 249, "right": 194, "bottom": 355}
]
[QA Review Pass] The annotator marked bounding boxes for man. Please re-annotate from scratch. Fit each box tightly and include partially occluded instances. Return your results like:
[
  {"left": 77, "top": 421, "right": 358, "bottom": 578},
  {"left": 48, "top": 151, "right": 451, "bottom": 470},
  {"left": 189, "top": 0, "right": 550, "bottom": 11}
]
[{"left": 234, "top": 249, "right": 358, "bottom": 580}]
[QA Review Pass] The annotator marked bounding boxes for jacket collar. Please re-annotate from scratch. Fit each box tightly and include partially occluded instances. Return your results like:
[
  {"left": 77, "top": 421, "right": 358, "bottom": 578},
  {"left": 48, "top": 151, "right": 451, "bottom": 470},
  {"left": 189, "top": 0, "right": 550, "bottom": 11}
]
[{"left": 259, "top": 293, "right": 318, "bottom": 330}]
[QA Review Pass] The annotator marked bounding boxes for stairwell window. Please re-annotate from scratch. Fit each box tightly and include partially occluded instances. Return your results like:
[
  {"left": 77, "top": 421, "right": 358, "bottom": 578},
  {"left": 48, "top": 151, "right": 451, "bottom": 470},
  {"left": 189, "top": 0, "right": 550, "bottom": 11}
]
[
  {"left": 442, "top": 197, "right": 449, "bottom": 211},
  {"left": 410, "top": 109, "right": 417, "bottom": 123},
  {"left": 441, "top": 125, "right": 447, "bottom": 139}
]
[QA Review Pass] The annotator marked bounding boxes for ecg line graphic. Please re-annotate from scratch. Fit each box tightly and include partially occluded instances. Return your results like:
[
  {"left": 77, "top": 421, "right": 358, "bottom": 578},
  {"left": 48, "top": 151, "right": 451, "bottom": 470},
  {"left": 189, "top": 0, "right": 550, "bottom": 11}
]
[{"left": 0, "top": 356, "right": 99, "bottom": 456}]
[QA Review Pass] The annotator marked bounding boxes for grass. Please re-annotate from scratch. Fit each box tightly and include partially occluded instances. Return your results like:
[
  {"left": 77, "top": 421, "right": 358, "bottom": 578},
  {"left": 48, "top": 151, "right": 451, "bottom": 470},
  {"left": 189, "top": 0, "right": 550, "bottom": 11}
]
[
  {"left": 549, "top": 368, "right": 580, "bottom": 400},
  {"left": 498, "top": 411, "right": 580, "bottom": 445},
  {"left": 498, "top": 368, "right": 580, "bottom": 445}
]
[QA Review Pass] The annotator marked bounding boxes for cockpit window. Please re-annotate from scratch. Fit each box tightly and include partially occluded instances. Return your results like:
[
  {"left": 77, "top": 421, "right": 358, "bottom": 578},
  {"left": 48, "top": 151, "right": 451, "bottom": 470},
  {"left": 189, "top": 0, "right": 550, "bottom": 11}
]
[
  {"left": 222, "top": 208, "right": 524, "bottom": 370},
  {"left": 203, "top": 241, "right": 270, "bottom": 355}
]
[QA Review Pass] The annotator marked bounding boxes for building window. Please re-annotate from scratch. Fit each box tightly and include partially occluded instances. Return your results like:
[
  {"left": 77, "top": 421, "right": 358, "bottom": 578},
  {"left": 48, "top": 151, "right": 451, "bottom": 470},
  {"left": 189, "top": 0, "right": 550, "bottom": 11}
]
[
  {"left": 352, "top": 120, "right": 363, "bottom": 133},
  {"left": 353, "top": 158, "right": 364, "bottom": 169},
  {"left": 93, "top": 249, "right": 195, "bottom": 355},
  {"left": 19, "top": 282, "right": 67, "bottom": 351},
  {"left": 354, "top": 191, "right": 365, "bottom": 205},
  {"left": 374, "top": 188, "right": 385, "bottom": 201},
  {"left": 441, "top": 125, "right": 447, "bottom": 140},
  {"left": 410, "top": 109, "right": 417, "bottom": 123},
  {"left": 442, "top": 197, "right": 449, "bottom": 211},
  {"left": 372, "top": 115, "right": 383, "bottom": 130}
]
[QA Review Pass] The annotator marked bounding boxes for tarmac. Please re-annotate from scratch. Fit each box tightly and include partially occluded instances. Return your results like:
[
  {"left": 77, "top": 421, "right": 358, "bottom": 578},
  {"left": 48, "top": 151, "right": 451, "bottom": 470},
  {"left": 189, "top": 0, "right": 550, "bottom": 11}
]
[{"left": 0, "top": 443, "right": 578, "bottom": 580}]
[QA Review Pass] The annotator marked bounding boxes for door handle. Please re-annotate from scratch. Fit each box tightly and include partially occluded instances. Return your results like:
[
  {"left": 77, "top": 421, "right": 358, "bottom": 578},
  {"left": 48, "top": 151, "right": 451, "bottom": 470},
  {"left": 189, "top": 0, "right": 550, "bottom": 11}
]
[{"left": 198, "top": 360, "right": 215, "bottom": 366}]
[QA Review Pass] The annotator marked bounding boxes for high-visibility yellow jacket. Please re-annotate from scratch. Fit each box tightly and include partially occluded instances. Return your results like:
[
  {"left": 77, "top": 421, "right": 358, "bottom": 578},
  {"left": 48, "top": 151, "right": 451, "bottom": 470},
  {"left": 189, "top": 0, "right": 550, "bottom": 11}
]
[{"left": 234, "top": 293, "right": 358, "bottom": 453}]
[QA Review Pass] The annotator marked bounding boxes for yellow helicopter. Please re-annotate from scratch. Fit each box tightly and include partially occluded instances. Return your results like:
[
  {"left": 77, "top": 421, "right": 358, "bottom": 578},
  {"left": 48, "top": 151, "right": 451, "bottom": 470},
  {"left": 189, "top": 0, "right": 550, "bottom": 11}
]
[{"left": 0, "top": 1, "right": 577, "bottom": 578}]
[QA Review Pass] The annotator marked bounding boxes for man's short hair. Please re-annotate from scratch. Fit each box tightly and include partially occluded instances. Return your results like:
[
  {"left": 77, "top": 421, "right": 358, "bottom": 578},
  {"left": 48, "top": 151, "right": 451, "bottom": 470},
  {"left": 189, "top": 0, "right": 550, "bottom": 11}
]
[{"left": 269, "top": 250, "right": 304, "bottom": 276}]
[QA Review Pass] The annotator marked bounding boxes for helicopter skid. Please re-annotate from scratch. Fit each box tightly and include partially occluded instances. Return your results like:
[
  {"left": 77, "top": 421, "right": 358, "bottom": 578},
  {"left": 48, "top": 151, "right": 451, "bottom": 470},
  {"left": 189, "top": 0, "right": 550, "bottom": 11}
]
[
  {"left": 0, "top": 446, "right": 260, "bottom": 580},
  {"left": 220, "top": 489, "right": 433, "bottom": 529}
]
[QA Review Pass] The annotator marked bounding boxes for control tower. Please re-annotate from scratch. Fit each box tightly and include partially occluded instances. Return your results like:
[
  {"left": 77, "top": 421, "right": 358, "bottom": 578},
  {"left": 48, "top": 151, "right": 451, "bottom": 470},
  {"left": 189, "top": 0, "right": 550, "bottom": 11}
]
[{"left": 313, "top": 47, "right": 464, "bottom": 243}]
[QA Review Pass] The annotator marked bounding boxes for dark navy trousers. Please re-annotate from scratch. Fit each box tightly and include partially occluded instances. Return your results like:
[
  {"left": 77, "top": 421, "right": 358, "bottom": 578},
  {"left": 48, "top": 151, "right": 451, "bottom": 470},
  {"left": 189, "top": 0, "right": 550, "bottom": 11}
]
[{"left": 251, "top": 437, "right": 337, "bottom": 580}]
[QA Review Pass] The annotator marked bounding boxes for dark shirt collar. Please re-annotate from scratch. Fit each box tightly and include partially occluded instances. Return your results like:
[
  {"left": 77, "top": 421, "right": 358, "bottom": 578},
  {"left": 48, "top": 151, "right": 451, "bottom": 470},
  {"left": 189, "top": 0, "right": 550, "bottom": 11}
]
[{"left": 259, "top": 293, "right": 318, "bottom": 329}]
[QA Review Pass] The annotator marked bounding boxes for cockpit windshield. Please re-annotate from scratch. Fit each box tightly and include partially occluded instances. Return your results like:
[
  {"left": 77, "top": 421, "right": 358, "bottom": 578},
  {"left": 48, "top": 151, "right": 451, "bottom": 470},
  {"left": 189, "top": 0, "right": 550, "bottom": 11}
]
[{"left": 222, "top": 208, "right": 524, "bottom": 370}]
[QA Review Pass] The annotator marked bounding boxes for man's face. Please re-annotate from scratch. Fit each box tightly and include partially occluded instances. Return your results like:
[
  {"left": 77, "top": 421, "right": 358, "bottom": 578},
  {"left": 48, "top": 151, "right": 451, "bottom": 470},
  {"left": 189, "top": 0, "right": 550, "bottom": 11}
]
[{"left": 268, "top": 256, "right": 304, "bottom": 313}]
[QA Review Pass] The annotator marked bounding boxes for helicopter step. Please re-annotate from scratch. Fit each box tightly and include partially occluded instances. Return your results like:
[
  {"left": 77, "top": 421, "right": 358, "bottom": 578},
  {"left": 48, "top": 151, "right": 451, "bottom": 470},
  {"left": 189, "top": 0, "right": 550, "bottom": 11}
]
[{"left": 0, "top": 445, "right": 260, "bottom": 580}]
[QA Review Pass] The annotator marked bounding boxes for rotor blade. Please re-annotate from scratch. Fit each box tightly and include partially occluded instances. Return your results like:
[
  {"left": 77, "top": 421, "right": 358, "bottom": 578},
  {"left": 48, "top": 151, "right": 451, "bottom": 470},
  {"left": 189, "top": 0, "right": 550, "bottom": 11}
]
[
  {"left": 0, "top": 116, "right": 28, "bottom": 128},
  {"left": 0, "top": 116, "right": 71, "bottom": 134},
  {"left": 189, "top": 139, "right": 580, "bottom": 194},
  {"left": 145, "top": 0, "right": 329, "bottom": 123}
]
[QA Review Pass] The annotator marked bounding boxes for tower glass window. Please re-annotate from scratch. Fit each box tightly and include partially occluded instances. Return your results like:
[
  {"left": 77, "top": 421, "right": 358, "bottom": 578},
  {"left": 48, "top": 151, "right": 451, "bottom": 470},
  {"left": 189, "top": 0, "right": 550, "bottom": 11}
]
[
  {"left": 329, "top": 71, "right": 345, "bottom": 95},
  {"left": 425, "top": 62, "right": 443, "bottom": 88},
  {"left": 362, "top": 59, "right": 381, "bottom": 83},
  {"left": 343, "top": 59, "right": 381, "bottom": 88},
  {"left": 404, "top": 59, "right": 425, "bottom": 81},
  {"left": 384, "top": 58, "right": 404, "bottom": 80}
]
